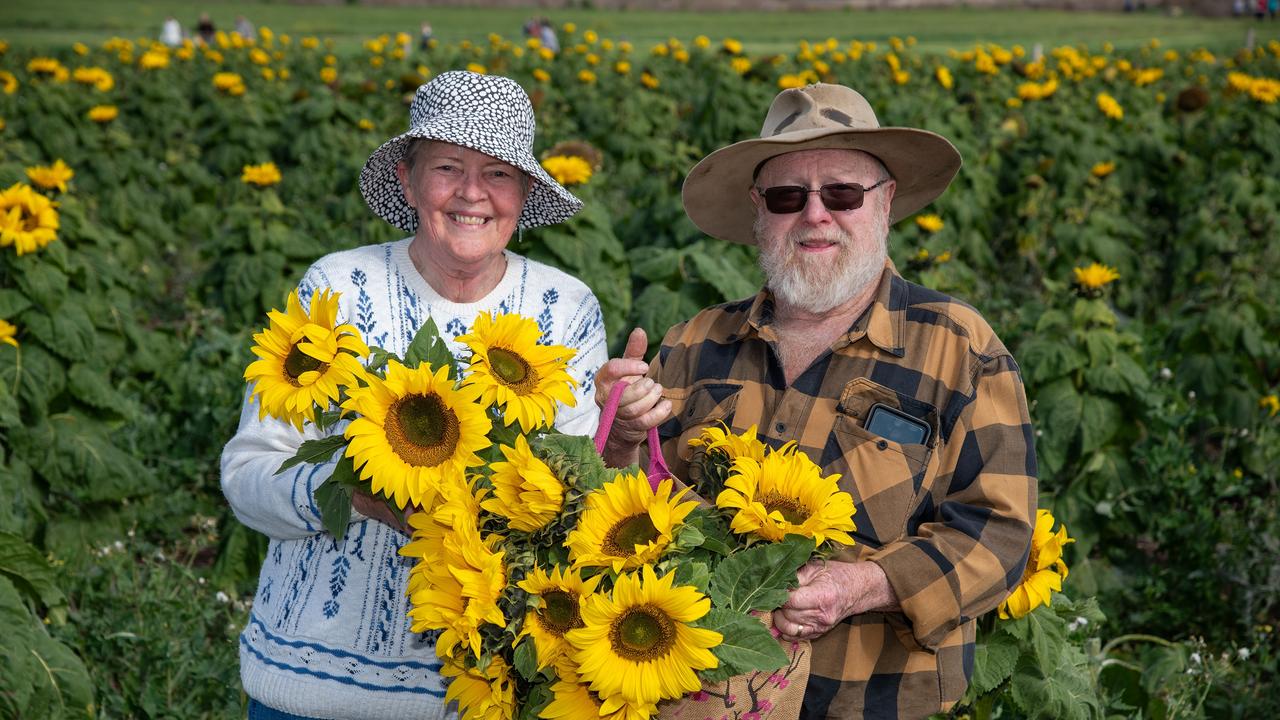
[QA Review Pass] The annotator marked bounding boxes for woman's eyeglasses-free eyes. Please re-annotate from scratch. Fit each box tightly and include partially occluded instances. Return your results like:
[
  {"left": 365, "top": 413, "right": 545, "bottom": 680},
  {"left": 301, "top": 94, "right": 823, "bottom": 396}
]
[{"left": 757, "top": 178, "right": 889, "bottom": 214}]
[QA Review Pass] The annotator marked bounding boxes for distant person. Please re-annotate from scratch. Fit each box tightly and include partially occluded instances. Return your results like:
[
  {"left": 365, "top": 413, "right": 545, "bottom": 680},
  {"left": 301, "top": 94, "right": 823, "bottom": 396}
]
[
  {"left": 1234, "top": 0, "right": 1246, "bottom": 15},
  {"left": 419, "top": 21, "right": 433, "bottom": 50},
  {"left": 160, "top": 16, "right": 183, "bottom": 47},
  {"left": 539, "top": 18, "right": 559, "bottom": 53},
  {"left": 235, "top": 15, "right": 255, "bottom": 39},
  {"left": 195, "top": 13, "right": 216, "bottom": 45}
]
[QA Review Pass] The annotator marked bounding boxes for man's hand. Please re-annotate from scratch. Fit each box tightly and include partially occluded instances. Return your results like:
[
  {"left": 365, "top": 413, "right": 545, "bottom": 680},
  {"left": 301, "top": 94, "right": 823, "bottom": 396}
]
[
  {"left": 772, "top": 560, "right": 899, "bottom": 642},
  {"left": 351, "top": 490, "right": 415, "bottom": 536},
  {"left": 594, "top": 328, "right": 671, "bottom": 467}
]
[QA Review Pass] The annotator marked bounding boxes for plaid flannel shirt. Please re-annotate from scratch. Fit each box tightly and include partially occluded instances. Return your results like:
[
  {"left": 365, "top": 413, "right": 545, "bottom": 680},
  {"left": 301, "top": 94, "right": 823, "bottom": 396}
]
[{"left": 649, "top": 263, "right": 1037, "bottom": 720}]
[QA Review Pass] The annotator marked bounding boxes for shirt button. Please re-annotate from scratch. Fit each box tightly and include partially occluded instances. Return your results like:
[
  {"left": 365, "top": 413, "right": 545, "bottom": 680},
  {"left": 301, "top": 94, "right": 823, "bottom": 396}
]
[
  {"left": 775, "top": 422, "right": 786, "bottom": 433},
  {"left": 876, "top": 439, "right": 888, "bottom": 450}
]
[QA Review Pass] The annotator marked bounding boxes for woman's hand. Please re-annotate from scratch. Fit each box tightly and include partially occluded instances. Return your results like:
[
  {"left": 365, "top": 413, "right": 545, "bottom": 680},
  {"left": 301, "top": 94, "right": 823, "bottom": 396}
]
[
  {"left": 351, "top": 490, "right": 416, "bottom": 536},
  {"left": 594, "top": 328, "right": 671, "bottom": 467}
]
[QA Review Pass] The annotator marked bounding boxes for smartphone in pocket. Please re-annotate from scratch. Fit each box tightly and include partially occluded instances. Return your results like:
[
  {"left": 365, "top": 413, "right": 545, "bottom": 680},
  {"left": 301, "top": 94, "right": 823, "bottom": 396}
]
[{"left": 864, "top": 403, "right": 931, "bottom": 446}]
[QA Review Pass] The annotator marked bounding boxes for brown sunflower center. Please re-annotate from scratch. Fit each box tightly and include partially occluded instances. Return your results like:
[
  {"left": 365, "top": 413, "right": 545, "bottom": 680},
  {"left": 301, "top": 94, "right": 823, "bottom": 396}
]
[
  {"left": 761, "top": 492, "right": 810, "bottom": 525},
  {"left": 604, "top": 514, "right": 660, "bottom": 557},
  {"left": 384, "top": 392, "right": 460, "bottom": 467},
  {"left": 536, "top": 590, "right": 581, "bottom": 636},
  {"left": 487, "top": 347, "right": 539, "bottom": 395},
  {"left": 610, "top": 604, "right": 675, "bottom": 661},
  {"left": 283, "top": 343, "right": 327, "bottom": 385}
]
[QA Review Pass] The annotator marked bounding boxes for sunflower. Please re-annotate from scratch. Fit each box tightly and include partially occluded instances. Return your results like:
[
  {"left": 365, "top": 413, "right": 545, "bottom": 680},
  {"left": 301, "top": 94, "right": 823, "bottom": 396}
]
[
  {"left": 716, "top": 445, "right": 857, "bottom": 547},
  {"left": 343, "top": 360, "right": 491, "bottom": 510},
  {"left": 0, "top": 318, "right": 18, "bottom": 348},
  {"left": 458, "top": 311, "right": 577, "bottom": 433},
  {"left": 0, "top": 183, "right": 59, "bottom": 255},
  {"left": 244, "top": 289, "right": 369, "bottom": 431},
  {"left": 915, "top": 214, "right": 944, "bottom": 233},
  {"left": 482, "top": 434, "right": 564, "bottom": 532},
  {"left": 567, "top": 564, "right": 721, "bottom": 709},
  {"left": 442, "top": 655, "right": 516, "bottom": 720},
  {"left": 540, "top": 155, "right": 593, "bottom": 186},
  {"left": 212, "top": 71, "right": 246, "bottom": 96},
  {"left": 688, "top": 423, "right": 766, "bottom": 463},
  {"left": 25, "top": 159, "right": 74, "bottom": 193},
  {"left": 999, "top": 509, "right": 1073, "bottom": 619},
  {"left": 517, "top": 565, "right": 601, "bottom": 670},
  {"left": 87, "top": 105, "right": 118, "bottom": 123},
  {"left": 539, "top": 677, "right": 656, "bottom": 720},
  {"left": 1073, "top": 262, "right": 1120, "bottom": 290},
  {"left": 566, "top": 473, "right": 698, "bottom": 572},
  {"left": 241, "top": 162, "right": 282, "bottom": 187},
  {"left": 404, "top": 495, "right": 507, "bottom": 659}
]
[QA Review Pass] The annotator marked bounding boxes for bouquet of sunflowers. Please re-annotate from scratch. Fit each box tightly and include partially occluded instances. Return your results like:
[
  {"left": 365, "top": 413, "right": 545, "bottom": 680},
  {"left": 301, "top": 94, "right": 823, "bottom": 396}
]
[{"left": 243, "top": 288, "right": 858, "bottom": 720}]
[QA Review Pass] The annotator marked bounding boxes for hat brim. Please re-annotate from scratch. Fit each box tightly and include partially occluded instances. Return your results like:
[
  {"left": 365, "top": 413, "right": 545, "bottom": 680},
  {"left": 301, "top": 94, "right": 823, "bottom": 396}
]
[
  {"left": 681, "top": 127, "right": 962, "bottom": 245},
  {"left": 360, "top": 117, "right": 584, "bottom": 234}
]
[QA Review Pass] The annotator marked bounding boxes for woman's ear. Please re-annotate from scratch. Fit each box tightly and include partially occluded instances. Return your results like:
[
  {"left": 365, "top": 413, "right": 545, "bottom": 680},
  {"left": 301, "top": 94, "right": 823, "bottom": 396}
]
[{"left": 395, "top": 161, "right": 414, "bottom": 207}]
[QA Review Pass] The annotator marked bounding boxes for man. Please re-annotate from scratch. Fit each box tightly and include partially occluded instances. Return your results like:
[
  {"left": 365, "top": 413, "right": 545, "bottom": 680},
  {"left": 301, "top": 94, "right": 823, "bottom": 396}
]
[{"left": 596, "top": 83, "right": 1037, "bottom": 719}]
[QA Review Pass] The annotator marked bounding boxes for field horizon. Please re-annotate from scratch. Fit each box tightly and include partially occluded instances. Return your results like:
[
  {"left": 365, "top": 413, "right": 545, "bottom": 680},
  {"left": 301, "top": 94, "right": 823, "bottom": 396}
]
[{"left": 3, "top": 1, "right": 1278, "bottom": 54}]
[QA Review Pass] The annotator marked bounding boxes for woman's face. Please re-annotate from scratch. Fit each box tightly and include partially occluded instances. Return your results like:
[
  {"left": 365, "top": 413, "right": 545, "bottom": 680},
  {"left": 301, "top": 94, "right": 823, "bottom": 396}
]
[{"left": 396, "top": 141, "right": 528, "bottom": 270}]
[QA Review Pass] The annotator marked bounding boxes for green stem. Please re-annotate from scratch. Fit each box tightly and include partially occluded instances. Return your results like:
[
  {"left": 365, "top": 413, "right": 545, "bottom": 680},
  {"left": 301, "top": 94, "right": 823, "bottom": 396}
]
[{"left": 1102, "top": 633, "right": 1176, "bottom": 657}]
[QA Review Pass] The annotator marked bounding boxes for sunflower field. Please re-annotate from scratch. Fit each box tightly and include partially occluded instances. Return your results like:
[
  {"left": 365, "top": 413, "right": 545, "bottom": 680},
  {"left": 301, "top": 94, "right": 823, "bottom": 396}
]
[{"left": 0, "top": 23, "right": 1278, "bottom": 718}]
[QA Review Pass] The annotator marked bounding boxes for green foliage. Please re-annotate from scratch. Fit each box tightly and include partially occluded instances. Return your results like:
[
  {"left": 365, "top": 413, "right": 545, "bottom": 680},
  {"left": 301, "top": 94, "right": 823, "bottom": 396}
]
[{"left": 707, "top": 535, "right": 812, "bottom": 613}]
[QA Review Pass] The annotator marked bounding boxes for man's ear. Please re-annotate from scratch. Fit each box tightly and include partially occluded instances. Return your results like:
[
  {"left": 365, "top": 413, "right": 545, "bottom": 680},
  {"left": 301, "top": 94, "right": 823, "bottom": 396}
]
[
  {"left": 748, "top": 184, "right": 763, "bottom": 211},
  {"left": 395, "top": 161, "right": 414, "bottom": 207}
]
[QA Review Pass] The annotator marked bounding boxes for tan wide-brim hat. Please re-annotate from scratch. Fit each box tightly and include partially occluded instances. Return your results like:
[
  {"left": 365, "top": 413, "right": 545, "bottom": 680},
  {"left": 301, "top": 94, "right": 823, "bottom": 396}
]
[{"left": 682, "top": 83, "right": 962, "bottom": 245}]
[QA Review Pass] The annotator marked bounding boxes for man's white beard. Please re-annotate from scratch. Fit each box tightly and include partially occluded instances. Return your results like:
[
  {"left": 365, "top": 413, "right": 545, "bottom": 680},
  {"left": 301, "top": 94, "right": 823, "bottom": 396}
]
[{"left": 757, "top": 223, "right": 887, "bottom": 314}]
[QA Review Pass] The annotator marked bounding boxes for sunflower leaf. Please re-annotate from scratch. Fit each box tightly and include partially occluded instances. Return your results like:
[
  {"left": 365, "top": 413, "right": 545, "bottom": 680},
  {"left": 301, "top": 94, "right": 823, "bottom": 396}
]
[
  {"left": 276, "top": 435, "right": 347, "bottom": 475},
  {"left": 970, "top": 628, "right": 1021, "bottom": 695},
  {"left": 314, "top": 460, "right": 355, "bottom": 542},
  {"left": 0, "top": 532, "right": 66, "bottom": 611},
  {"left": 709, "top": 535, "right": 812, "bottom": 613},
  {"left": 404, "top": 317, "right": 458, "bottom": 379},
  {"left": 698, "top": 608, "right": 789, "bottom": 681},
  {"left": 513, "top": 638, "right": 539, "bottom": 682}
]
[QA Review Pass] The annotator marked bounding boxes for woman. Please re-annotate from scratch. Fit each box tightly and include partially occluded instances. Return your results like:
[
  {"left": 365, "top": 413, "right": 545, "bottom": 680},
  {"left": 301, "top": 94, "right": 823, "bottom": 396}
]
[{"left": 221, "top": 71, "right": 607, "bottom": 719}]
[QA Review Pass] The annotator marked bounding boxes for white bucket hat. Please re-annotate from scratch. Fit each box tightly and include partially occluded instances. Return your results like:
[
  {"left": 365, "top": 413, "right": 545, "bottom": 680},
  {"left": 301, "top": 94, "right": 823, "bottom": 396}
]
[
  {"left": 360, "top": 71, "right": 583, "bottom": 232},
  {"left": 682, "top": 83, "right": 962, "bottom": 245}
]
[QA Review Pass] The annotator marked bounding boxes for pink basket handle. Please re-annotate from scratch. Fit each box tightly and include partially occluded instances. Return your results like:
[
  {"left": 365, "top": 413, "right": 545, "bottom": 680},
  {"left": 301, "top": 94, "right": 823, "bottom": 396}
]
[{"left": 593, "top": 380, "right": 673, "bottom": 491}]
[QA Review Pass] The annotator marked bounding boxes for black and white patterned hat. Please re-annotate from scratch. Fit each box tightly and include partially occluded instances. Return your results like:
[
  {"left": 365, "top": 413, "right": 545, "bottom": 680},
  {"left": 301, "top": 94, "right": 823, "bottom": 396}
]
[{"left": 360, "top": 71, "right": 583, "bottom": 232}]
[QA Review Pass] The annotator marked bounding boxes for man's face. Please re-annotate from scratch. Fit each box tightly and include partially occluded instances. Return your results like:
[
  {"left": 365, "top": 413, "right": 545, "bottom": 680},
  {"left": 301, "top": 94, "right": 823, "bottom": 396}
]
[{"left": 751, "top": 149, "right": 895, "bottom": 314}]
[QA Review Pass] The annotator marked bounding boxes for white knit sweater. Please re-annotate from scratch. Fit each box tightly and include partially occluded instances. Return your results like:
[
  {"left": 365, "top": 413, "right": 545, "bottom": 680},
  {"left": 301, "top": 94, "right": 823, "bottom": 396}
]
[{"left": 221, "top": 239, "right": 607, "bottom": 719}]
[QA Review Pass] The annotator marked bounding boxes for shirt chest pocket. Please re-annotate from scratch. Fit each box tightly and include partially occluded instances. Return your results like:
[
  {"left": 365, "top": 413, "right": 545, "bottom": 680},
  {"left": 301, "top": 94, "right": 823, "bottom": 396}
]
[{"left": 828, "top": 378, "right": 940, "bottom": 551}]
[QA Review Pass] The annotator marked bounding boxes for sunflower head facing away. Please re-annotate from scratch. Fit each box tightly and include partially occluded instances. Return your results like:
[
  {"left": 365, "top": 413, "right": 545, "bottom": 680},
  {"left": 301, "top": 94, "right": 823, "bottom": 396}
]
[
  {"left": 458, "top": 311, "right": 578, "bottom": 433},
  {"left": 517, "top": 565, "right": 602, "bottom": 670},
  {"left": 343, "top": 360, "right": 492, "bottom": 509},
  {"left": 566, "top": 564, "right": 721, "bottom": 710},
  {"left": 481, "top": 434, "right": 565, "bottom": 532},
  {"left": 999, "top": 508, "right": 1073, "bottom": 620},
  {"left": 244, "top": 289, "right": 370, "bottom": 430},
  {"left": 404, "top": 503, "right": 507, "bottom": 659},
  {"left": 716, "top": 444, "right": 857, "bottom": 547},
  {"left": 566, "top": 473, "right": 698, "bottom": 572}
]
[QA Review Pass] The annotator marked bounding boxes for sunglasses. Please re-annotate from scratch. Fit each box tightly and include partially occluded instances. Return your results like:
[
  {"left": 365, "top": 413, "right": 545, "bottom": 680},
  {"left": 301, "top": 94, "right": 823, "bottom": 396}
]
[{"left": 757, "top": 179, "right": 889, "bottom": 214}]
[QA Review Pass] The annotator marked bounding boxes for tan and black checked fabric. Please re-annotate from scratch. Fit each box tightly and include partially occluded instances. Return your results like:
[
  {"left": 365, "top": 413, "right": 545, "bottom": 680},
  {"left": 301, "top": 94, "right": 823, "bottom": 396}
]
[{"left": 648, "top": 263, "right": 1037, "bottom": 720}]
